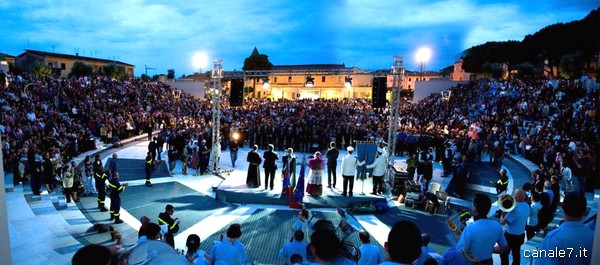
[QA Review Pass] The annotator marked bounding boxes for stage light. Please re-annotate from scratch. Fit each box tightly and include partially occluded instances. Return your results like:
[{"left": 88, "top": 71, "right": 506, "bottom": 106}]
[
  {"left": 232, "top": 131, "right": 240, "bottom": 140},
  {"left": 262, "top": 78, "right": 270, "bottom": 89},
  {"left": 305, "top": 75, "right": 314, "bottom": 87},
  {"left": 344, "top": 76, "right": 352, "bottom": 88},
  {"left": 416, "top": 47, "right": 432, "bottom": 81},
  {"left": 192, "top": 52, "right": 209, "bottom": 73}
]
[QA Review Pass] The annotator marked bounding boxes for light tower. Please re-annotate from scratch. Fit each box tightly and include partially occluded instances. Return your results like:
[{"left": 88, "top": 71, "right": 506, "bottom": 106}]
[
  {"left": 210, "top": 59, "right": 223, "bottom": 174},
  {"left": 385, "top": 55, "right": 404, "bottom": 197}
]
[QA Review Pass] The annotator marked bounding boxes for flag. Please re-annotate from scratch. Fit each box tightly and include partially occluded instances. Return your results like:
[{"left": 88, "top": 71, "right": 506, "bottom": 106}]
[
  {"left": 280, "top": 160, "right": 292, "bottom": 199},
  {"left": 290, "top": 156, "right": 306, "bottom": 208}
]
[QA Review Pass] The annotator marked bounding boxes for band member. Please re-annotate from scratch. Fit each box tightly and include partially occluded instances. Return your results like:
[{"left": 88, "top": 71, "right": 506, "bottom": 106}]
[
  {"left": 456, "top": 193, "right": 507, "bottom": 264},
  {"left": 500, "top": 189, "right": 530, "bottom": 265},
  {"left": 93, "top": 155, "right": 108, "bottom": 212}
]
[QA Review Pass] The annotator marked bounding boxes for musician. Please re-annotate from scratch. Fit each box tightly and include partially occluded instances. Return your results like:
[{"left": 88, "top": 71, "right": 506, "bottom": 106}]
[
  {"left": 455, "top": 193, "right": 507, "bottom": 265},
  {"left": 499, "top": 189, "right": 530, "bottom": 265},
  {"left": 358, "top": 230, "right": 384, "bottom": 265},
  {"left": 534, "top": 193, "right": 593, "bottom": 265},
  {"left": 380, "top": 220, "right": 423, "bottom": 265},
  {"left": 279, "top": 230, "right": 307, "bottom": 265}
]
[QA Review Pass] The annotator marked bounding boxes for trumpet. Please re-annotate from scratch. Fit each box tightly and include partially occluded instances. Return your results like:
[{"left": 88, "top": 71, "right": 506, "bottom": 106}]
[{"left": 498, "top": 194, "right": 516, "bottom": 213}]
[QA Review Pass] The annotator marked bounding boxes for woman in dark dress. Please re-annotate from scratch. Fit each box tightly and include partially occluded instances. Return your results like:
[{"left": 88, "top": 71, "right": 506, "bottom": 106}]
[{"left": 246, "top": 145, "right": 262, "bottom": 188}]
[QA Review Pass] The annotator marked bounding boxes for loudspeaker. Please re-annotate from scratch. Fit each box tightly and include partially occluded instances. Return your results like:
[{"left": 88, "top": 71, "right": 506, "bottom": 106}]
[
  {"left": 371, "top": 77, "right": 387, "bottom": 108},
  {"left": 230, "top": 79, "right": 244, "bottom": 106}
]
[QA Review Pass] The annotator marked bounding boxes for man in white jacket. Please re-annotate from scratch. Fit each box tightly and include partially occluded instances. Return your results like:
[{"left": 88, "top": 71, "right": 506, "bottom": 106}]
[
  {"left": 366, "top": 148, "right": 387, "bottom": 195},
  {"left": 340, "top": 146, "right": 365, "bottom": 197}
]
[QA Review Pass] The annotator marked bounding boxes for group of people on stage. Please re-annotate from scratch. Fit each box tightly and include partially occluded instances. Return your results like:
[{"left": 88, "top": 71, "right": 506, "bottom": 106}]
[{"left": 244, "top": 140, "right": 392, "bottom": 198}]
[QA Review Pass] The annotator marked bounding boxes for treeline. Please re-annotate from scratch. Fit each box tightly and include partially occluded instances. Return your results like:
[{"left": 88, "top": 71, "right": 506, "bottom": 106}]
[{"left": 461, "top": 8, "right": 599, "bottom": 79}]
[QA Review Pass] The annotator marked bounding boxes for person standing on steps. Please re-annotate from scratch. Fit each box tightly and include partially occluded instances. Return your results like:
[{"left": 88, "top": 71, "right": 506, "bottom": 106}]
[
  {"left": 93, "top": 154, "right": 108, "bottom": 212},
  {"left": 108, "top": 172, "right": 128, "bottom": 224},
  {"left": 326, "top": 142, "right": 339, "bottom": 189},
  {"left": 263, "top": 144, "right": 279, "bottom": 190},
  {"left": 145, "top": 151, "right": 153, "bottom": 187}
]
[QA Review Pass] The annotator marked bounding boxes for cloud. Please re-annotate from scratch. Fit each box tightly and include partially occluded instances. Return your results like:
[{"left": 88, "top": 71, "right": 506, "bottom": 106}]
[{"left": 0, "top": 0, "right": 596, "bottom": 74}]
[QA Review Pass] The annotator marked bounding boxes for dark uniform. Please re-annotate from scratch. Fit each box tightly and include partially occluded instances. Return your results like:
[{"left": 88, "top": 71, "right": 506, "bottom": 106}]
[
  {"left": 93, "top": 156, "right": 108, "bottom": 211},
  {"left": 158, "top": 210, "right": 180, "bottom": 247},
  {"left": 326, "top": 144, "right": 339, "bottom": 188},
  {"left": 108, "top": 174, "right": 126, "bottom": 223},
  {"left": 145, "top": 152, "right": 153, "bottom": 186}
]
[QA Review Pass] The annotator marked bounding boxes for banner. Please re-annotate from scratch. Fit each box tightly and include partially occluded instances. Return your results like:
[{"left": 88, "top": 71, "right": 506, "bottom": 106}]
[{"left": 356, "top": 142, "right": 377, "bottom": 180}]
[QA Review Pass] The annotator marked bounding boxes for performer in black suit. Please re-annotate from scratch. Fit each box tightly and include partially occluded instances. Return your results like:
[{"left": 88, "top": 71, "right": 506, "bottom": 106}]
[
  {"left": 246, "top": 145, "right": 262, "bottom": 188},
  {"left": 263, "top": 144, "right": 279, "bottom": 190}
]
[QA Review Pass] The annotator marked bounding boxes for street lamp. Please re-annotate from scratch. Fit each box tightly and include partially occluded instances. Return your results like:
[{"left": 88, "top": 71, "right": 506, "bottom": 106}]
[
  {"left": 415, "top": 47, "right": 431, "bottom": 81},
  {"left": 262, "top": 77, "right": 270, "bottom": 88},
  {"left": 344, "top": 76, "right": 353, "bottom": 88},
  {"left": 305, "top": 75, "right": 314, "bottom": 87}
]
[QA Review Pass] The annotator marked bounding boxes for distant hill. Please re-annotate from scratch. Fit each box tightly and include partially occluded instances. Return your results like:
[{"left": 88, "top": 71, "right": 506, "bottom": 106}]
[{"left": 461, "top": 8, "right": 599, "bottom": 78}]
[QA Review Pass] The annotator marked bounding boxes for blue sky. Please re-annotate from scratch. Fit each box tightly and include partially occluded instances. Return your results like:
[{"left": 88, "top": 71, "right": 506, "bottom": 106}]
[{"left": 0, "top": 0, "right": 597, "bottom": 76}]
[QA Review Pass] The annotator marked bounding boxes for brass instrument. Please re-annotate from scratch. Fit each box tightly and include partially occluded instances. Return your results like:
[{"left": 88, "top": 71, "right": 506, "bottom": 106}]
[
  {"left": 446, "top": 210, "right": 477, "bottom": 262},
  {"left": 498, "top": 194, "right": 516, "bottom": 213},
  {"left": 446, "top": 210, "right": 471, "bottom": 236}
]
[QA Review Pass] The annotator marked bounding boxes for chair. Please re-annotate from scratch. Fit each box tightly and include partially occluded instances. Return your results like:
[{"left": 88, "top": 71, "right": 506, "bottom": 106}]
[
  {"left": 429, "top": 182, "right": 441, "bottom": 194},
  {"left": 436, "top": 191, "right": 450, "bottom": 214}
]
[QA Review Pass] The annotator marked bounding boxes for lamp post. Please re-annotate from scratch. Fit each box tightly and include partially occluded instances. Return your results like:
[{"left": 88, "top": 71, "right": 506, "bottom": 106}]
[{"left": 415, "top": 47, "right": 431, "bottom": 82}]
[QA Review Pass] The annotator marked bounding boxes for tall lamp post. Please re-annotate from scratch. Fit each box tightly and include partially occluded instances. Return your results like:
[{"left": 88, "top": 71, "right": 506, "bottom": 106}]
[
  {"left": 210, "top": 60, "right": 223, "bottom": 174},
  {"left": 415, "top": 47, "right": 431, "bottom": 81}
]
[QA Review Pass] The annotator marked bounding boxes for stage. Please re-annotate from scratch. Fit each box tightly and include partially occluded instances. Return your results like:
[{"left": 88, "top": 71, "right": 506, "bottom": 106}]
[{"left": 213, "top": 168, "right": 387, "bottom": 208}]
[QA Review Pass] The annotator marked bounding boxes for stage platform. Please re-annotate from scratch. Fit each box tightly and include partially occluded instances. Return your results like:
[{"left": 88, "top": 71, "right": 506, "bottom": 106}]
[{"left": 213, "top": 169, "right": 387, "bottom": 208}]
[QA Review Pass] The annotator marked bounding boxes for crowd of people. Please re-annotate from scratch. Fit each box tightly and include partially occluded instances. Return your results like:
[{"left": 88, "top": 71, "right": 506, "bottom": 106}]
[{"left": 1, "top": 69, "right": 598, "bottom": 265}]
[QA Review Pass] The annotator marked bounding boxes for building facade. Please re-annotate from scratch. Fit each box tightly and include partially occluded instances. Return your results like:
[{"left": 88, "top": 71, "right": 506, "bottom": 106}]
[{"left": 15, "top": 49, "right": 134, "bottom": 78}]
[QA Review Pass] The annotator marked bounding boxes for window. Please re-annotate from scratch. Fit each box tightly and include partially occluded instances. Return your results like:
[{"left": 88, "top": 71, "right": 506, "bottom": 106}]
[
  {"left": 288, "top": 76, "right": 292, "bottom": 82},
  {"left": 274, "top": 77, "right": 278, "bottom": 83},
  {"left": 408, "top": 85, "right": 411, "bottom": 89},
  {"left": 48, "top": 62, "right": 53, "bottom": 67},
  {"left": 409, "top": 78, "right": 411, "bottom": 82},
  {"left": 322, "top": 76, "right": 326, "bottom": 82},
  {"left": 61, "top": 63, "right": 66, "bottom": 70}
]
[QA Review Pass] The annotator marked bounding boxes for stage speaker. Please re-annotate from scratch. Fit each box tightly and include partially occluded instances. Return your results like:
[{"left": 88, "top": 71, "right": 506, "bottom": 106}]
[
  {"left": 230, "top": 78, "right": 244, "bottom": 106},
  {"left": 371, "top": 77, "right": 387, "bottom": 108}
]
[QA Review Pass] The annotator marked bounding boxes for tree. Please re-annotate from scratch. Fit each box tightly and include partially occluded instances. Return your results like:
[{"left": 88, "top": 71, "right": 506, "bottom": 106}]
[
  {"left": 558, "top": 52, "right": 585, "bottom": 79},
  {"left": 242, "top": 47, "right": 274, "bottom": 71},
  {"left": 515, "top": 62, "right": 541, "bottom": 79},
  {"left": 103, "top": 63, "right": 127, "bottom": 79},
  {"left": 70, "top": 61, "right": 93, "bottom": 77},
  {"left": 242, "top": 47, "right": 274, "bottom": 98},
  {"left": 481, "top": 62, "right": 504, "bottom": 79},
  {"left": 167, "top": 69, "right": 175, "bottom": 79},
  {"left": 29, "top": 61, "right": 52, "bottom": 77}
]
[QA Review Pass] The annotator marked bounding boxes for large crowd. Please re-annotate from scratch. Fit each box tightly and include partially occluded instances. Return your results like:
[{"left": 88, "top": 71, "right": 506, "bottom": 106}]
[{"left": 1, "top": 69, "right": 598, "bottom": 265}]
